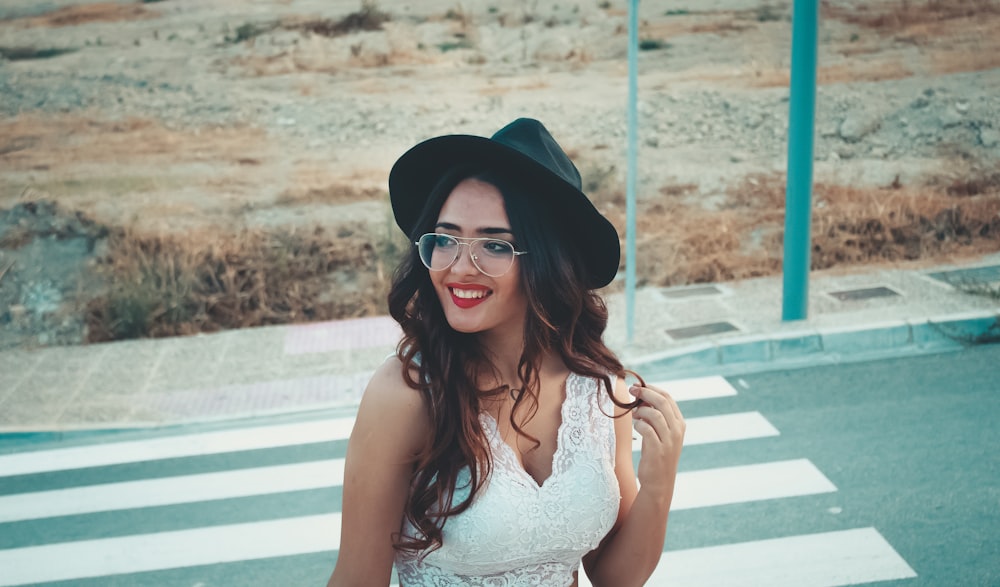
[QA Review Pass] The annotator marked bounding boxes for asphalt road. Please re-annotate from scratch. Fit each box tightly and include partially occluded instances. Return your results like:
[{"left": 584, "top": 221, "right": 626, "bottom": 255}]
[{"left": 1, "top": 343, "right": 997, "bottom": 586}]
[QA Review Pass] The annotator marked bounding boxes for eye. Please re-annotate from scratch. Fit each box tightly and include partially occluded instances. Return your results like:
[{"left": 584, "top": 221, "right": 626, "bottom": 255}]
[
  {"left": 434, "top": 234, "right": 458, "bottom": 248},
  {"left": 482, "top": 239, "right": 513, "bottom": 255}
]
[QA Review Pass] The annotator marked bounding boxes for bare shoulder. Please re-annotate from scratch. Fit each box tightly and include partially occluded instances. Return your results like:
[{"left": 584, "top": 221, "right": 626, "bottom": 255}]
[
  {"left": 353, "top": 356, "right": 431, "bottom": 457},
  {"left": 364, "top": 356, "right": 424, "bottom": 406}
]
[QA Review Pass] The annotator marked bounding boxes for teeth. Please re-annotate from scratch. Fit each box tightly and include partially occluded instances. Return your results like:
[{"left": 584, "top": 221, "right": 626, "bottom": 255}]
[{"left": 453, "top": 288, "right": 488, "bottom": 299}]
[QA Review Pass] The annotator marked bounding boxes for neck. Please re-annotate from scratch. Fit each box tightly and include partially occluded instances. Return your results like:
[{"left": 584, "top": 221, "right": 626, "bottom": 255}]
[
  {"left": 478, "top": 332, "right": 566, "bottom": 392},
  {"left": 477, "top": 326, "right": 525, "bottom": 385}
]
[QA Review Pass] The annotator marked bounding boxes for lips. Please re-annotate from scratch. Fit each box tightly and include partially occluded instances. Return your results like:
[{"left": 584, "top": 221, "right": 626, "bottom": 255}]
[{"left": 447, "top": 283, "right": 492, "bottom": 309}]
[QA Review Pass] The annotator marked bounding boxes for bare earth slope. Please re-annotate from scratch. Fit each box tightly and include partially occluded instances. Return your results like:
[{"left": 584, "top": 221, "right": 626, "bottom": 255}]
[{"left": 1, "top": 0, "right": 998, "bottom": 350}]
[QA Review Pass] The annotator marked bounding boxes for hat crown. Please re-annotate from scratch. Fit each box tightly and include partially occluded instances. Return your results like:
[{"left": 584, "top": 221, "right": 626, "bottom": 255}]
[{"left": 491, "top": 118, "right": 582, "bottom": 191}]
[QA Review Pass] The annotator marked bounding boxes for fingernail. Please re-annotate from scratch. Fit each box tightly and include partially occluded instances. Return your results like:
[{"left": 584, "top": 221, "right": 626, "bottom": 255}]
[{"left": 628, "top": 384, "right": 640, "bottom": 397}]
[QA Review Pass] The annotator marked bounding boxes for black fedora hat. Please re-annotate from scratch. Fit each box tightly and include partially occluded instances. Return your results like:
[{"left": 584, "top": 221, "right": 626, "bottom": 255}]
[{"left": 388, "top": 118, "right": 620, "bottom": 289}]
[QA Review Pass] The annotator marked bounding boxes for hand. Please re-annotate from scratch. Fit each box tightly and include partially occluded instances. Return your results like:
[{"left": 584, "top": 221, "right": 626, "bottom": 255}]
[{"left": 630, "top": 382, "right": 685, "bottom": 500}]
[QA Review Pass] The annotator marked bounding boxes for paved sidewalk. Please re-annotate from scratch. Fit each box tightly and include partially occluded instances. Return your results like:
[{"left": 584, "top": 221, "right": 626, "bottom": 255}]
[{"left": 1, "top": 254, "right": 998, "bottom": 433}]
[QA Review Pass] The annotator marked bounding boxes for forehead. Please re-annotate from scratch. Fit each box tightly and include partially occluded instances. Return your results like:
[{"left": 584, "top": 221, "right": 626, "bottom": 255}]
[{"left": 436, "top": 178, "right": 510, "bottom": 229}]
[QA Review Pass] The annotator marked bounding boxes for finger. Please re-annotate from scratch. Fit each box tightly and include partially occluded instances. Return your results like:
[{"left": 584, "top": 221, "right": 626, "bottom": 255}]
[
  {"left": 633, "top": 405, "right": 669, "bottom": 443},
  {"left": 641, "top": 384, "right": 684, "bottom": 423},
  {"left": 631, "top": 385, "right": 674, "bottom": 423},
  {"left": 632, "top": 415, "right": 661, "bottom": 444}
]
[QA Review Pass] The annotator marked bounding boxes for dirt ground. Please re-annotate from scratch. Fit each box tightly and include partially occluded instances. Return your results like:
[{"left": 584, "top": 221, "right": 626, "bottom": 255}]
[{"left": 1, "top": 0, "right": 999, "bottom": 349}]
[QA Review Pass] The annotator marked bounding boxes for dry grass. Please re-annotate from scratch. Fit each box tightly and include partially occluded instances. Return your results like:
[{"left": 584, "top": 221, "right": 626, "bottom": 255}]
[
  {"left": 0, "top": 116, "right": 267, "bottom": 171},
  {"left": 84, "top": 222, "right": 407, "bottom": 342},
  {"left": 16, "top": 3, "right": 159, "bottom": 27},
  {"left": 743, "top": 58, "right": 914, "bottom": 87},
  {"left": 823, "top": 0, "right": 1000, "bottom": 74},
  {"left": 601, "top": 170, "right": 1000, "bottom": 287},
  {"left": 274, "top": 182, "right": 384, "bottom": 206},
  {"left": 284, "top": 2, "right": 391, "bottom": 38},
  {"left": 823, "top": 0, "right": 1000, "bottom": 31},
  {"left": 12, "top": 165, "right": 999, "bottom": 343}
]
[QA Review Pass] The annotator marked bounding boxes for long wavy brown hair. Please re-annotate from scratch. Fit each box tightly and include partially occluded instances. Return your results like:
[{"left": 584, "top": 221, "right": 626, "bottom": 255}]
[{"left": 387, "top": 166, "right": 638, "bottom": 554}]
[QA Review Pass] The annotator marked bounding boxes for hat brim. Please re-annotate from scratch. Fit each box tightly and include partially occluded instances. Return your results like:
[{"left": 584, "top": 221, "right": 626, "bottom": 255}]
[{"left": 389, "top": 135, "right": 620, "bottom": 289}]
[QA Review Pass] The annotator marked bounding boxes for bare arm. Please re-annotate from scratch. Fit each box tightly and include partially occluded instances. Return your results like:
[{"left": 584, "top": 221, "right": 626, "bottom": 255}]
[
  {"left": 327, "top": 358, "right": 430, "bottom": 587},
  {"left": 582, "top": 378, "right": 685, "bottom": 587}
]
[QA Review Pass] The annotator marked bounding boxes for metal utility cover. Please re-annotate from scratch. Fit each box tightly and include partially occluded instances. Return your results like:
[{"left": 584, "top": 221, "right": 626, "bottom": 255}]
[
  {"left": 828, "top": 286, "right": 901, "bottom": 302},
  {"left": 666, "top": 321, "right": 740, "bottom": 340},
  {"left": 927, "top": 265, "right": 1000, "bottom": 285}
]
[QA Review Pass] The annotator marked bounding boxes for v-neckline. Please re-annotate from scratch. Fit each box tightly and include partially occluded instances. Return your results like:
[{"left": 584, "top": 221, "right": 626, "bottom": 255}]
[{"left": 481, "top": 372, "right": 576, "bottom": 489}]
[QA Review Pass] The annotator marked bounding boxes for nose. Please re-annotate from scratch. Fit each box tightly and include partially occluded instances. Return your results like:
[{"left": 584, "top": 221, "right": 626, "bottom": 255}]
[{"left": 450, "top": 242, "right": 479, "bottom": 275}]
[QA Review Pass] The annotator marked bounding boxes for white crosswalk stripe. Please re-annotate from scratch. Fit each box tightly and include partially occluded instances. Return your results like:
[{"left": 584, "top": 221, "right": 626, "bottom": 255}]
[
  {"left": 0, "top": 410, "right": 776, "bottom": 523},
  {"left": 0, "top": 374, "right": 916, "bottom": 586},
  {"left": 647, "top": 528, "right": 918, "bottom": 586},
  {"left": 0, "top": 417, "right": 356, "bottom": 476},
  {"left": 0, "top": 460, "right": 347, "bottom": 523},
  {"left": 0, "top": 514, "right": 341, "bottom": 587}
]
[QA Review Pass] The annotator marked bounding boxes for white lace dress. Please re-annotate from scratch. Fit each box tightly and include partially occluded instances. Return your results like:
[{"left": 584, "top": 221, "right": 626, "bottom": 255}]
[{"left": 394, "top": 372, "right": 621, "bottom": 586}]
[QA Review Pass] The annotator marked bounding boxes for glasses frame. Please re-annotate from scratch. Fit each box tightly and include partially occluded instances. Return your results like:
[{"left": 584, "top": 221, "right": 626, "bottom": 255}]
[{"left": 414, "top": 232, "right": 528, "bottom": 277}]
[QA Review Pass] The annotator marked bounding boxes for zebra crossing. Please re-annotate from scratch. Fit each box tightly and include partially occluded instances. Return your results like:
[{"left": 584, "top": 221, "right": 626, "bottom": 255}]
[{"left": 0, "top": 375, "right": 917, "bottom": 586}]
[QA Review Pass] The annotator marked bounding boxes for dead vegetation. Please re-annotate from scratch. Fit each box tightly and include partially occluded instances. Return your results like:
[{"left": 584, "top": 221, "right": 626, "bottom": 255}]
[
  {"left": 13, "top": 2, "right": 159, "bottom": 27},
  {"left": 11, "top": 165, "right": 988, "bottom": 343},
  {"left": 595, "top": 168, "right": 1000, "bottom": 288},
  {"left": 822, "top": 0, "right": 1000, "bottom": 31},
  {"left": 83, "top": 222, "right": 407, "bottom": 342},
  {"left": 288, "top": 1, "right": 390, "bottom": 37}
]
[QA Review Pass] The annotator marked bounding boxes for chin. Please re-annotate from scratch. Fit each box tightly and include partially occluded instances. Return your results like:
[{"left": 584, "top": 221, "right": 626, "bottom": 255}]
[{"left": 443, "top": 312, "right": 488, "bottom": 334}]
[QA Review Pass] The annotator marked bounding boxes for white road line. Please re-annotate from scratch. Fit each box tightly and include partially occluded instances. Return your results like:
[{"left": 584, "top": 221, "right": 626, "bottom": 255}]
[
  {"left": 0, "top": 418, "right": 355, "bottom": 477},
  {"left": 0, "top": 460, "right": 345, "bottom": 523},
  {"left": 1, "top": 456, "right": 829, "bottom": 523},
  {"left": 652, "top": 376, "right": 738, "bottom": 402},
  {"left": 672, "top": 459, "right": 836, "bottom": 510},
  {"left": 633, "top": 411, "right": 779, "bottom": 452},
  {"left": 0, "top": 513, "right": 342, "bottom": 587},
  {"left": 0, "top": 522, "right": 914, "bottom": 587},
  {"left": 1, "top": 412, "right": 774, "bottom": 522},
  {"left": 0, "top": 376, "right": 736, "bottom": 478},
  {"left": 648, "top": 527, "right": 917, "bottom": 586}
]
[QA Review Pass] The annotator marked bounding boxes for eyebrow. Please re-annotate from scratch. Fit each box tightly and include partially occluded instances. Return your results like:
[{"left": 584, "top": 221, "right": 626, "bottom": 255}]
[{"left": 435, "top": 222, "right": 514, "bottom": 236}]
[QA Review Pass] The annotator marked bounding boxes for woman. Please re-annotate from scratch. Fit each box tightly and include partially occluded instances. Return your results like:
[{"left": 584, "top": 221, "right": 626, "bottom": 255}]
[{"left": 328, "top": 118, "right": 685, "bottom": 586}]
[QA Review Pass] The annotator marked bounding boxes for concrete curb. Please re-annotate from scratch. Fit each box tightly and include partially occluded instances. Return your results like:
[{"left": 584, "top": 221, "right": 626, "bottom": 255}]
[{"left": 628, "top": 310, "right": 1000, "bottom": 379}]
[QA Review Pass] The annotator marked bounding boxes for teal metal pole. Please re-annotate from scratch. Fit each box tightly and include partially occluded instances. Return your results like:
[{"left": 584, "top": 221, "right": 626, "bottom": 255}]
[
  {"left": 626, "top": 0, "right": 639, "bottom": 342},
  {"left": 782, "top": 0, "right": 819, "bottom": 321}
]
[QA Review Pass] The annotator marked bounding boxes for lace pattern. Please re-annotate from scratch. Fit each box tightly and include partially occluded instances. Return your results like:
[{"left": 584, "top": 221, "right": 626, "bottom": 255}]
[{"left": 395, "top": 373, "right": 620, "bottom": 586}]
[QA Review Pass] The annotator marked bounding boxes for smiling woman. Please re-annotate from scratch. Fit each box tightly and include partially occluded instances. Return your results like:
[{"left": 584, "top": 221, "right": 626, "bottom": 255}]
[{"left": 327, "top": 118, "right": 686, "bottom": 587}]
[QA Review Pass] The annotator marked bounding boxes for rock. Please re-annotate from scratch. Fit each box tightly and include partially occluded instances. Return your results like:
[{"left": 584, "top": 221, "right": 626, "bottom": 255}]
[
  {"left": 939, "top": 108, "right": 964, "bottom": 128},
  {"left": 533, "top": 35, "right": 574, "bottom": 61},
  {"left": 980, "top": 127, "right": 1000, "bottom": 148},
  {"left": 744, "top": 113, "right": 764, "bottom": 129},
  {"left": 8, "top": 305, "right": 27, "bottom": 321},
  {"left": 839, "top": 111, "right": 881, "bottom": 142}
]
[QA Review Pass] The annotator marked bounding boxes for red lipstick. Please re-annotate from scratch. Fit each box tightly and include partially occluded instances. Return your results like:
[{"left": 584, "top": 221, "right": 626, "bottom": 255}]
[{"left": 447, "top": 283, "right": 491, "bottom": 309}]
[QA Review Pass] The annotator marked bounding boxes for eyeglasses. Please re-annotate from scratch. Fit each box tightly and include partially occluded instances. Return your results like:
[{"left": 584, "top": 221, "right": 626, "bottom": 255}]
[{"left": 415, "top": 233, "right": 528, "bottom": 277}]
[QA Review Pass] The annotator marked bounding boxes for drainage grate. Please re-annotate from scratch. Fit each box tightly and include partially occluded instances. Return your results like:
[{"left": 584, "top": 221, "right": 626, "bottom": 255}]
[
  {"left": 666, "top": 321, "right": 740, "bottom": 340},
  {"left": 828, "top": 286, "right": 901, "bottom": 302},
  {"left": 927, "top": 264, "right": 1000, "bottom": 285},
  {"left": 661, "top": 285, "right": 724, "bottom": 299}
]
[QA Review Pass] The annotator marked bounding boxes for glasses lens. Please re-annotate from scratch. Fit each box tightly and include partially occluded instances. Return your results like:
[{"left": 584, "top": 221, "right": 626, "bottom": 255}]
[
  {"left": 471, "top": 239, "right": 515, "bottom": 277},
  {"left": 417, "top": 233, "right": 458, "bottom": 271}
]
